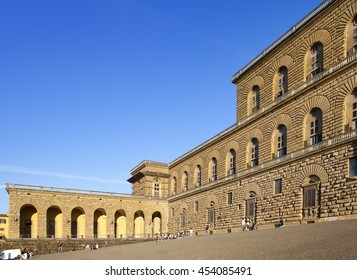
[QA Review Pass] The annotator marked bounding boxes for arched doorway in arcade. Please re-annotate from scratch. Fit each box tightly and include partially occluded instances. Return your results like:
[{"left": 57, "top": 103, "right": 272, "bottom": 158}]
[
  {"left": 20, "top": 205, "right": 38, "bottom": 238},
  {"left": 71, "top": 207, "right": 85, "bottom": 238},
  {"left": 134, "top": 210, "right": 145, "bottom": 238},
  {"left": 46, "top": 206, "right": 63, "bottom": 238},
  {"left": 152, "top": 211, "right": 162, "bottom": 237},
  {"left": 114, "top": 209, "right": 126, "bottom": 239},
  {"left": 93, "top": 208, "right": 107, "bottom": 238}
]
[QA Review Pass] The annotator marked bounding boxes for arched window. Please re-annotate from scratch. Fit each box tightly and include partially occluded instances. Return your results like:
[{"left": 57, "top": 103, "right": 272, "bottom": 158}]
[
  {"left": 306, "top": 108, "right": 322, "bottom": 146},
  {"left": 344, "top": 90, "right": 357, "bottom": 131},
  {"left": 196, "top": 165, "right": 202, "bottom": 187},
  {"left": 347, "top": 15, "right": 357, "bottom": 56},
  {"left": 172, "top": 177, "right": 177, "bottom": 196},
  {"left": 183, "top": 171, "right": 188, "bottom": 192},
  {"left": 276, "top": 125, "right": 287, "bottom": 157},
  {"left": 306, "top": 43, "right": 323, "bottom": 81},
  {"left": 211, "top": 158, "right": 217, "bottom": 182},
  {"left": 249, "top": 138, "right": 259, "bottom": 168},
  {"left": 252, "top": 86, "right": 260, "bottom": 113},
  {"left": 228, "top": 149, "right": 236, "bottom": 175},
  {"left": 276, "top": 66, "right": 288, "bottom": 98}
]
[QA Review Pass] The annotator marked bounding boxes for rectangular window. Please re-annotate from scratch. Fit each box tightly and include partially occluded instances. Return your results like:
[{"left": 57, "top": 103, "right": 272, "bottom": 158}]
[
  {"left": 251, "top": 147, "right": 258, "bottom": 166},
  {"left": 310, "top": 119, "right": 321, "bottom": 145},
  {"left": 170, "top": 208, "right": 175, "bottom": 218},
  {"left": 274, "top": 179, "right": 282, "bottom": 194},
  {"left": 212, "top": 163, "right": 217, "bottom": 181},
  {"left": 277, "top": 135, "right": 286, "bottom": 157},
  {"left": 350, "top": 157, "right": 357, "bottom": 177},
  {"left": 180, "top": 213, "right": 186, "bottom": 228},
  {"left": 353, "top": 103, "right": 357, "bottom": 130},
  {"left": 304, "top": 187, "right": 316, "bottom": 208},
  {"left": 0, "top": 219, "right": 6, "bottom": 224},
  {"left": 0, "top": 228, "right": 4, "bottom": 231},
  {"left": 197, "top": 169, "right": 201, "bottom": 186},
  {"left": 227, "top": 192, "right": 233, "bottom": 205},
  {"left": 194, "top": 201, "right": 199, "bottom": 212}
]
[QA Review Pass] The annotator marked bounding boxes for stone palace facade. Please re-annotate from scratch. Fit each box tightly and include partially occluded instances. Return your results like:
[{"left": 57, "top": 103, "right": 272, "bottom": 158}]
[{"left": 5, "top": 0, "right": 357, "bottom": 239}]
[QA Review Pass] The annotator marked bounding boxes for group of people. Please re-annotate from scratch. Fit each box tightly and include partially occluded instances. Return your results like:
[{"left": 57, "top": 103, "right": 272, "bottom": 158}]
[
  {"left": 85, "top": 243, "right": 99, "bottom": 250},
  {"left": 17, "top": 251, "right": 33, "bottom": 260},
  {"left": 155, "top": 227, "right": 195, "bottom": 243},
  {"left": 241, "top": 218, "right": 258, "bottom": 231}
]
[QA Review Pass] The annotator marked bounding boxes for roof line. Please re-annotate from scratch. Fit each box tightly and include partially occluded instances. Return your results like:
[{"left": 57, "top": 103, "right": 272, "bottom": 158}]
[{"left": 231, "top": 0, "right": 334, "bottom": 83}]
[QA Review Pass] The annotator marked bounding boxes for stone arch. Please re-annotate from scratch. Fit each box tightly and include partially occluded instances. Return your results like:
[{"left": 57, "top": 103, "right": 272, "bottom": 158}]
[
  {"left": 268, "top": 113, "right": 293, "bottom": 133},
  {"left": 268, "top": 114, "right": 293, "bottom": 156},
  {"left": 296, "top": 29, "right": 331, "bottom": 79},
  {"left": 192, "top": 157, "right": 204, "bottom": 169},
  {"left": 295, "top": 95, "right": 331, "bottom": 125},
  {"left": 152, "top": 211, "right": 162, "bottom": 236},
  {"left": 180, "top": 165, "right": 191, "bottom": 192},
  {"left": 46, "top": 205, "right": 63, "bottom": 238},
  {"left": 134, "top": 210, "right": 145, "bottom": 238},
  {"left": 192, "top": 157, "right": 204, "bottom": 187},
  {"left": 338, "top": 2, "right": 357, "bottom": 56},
  {"left": 267, "top": 55, "right": 294, "bottom": 99},
  {"left": 335, "top": 75, "right": 357, "bottom": 108},
  {"left": 207, "top": 150, "right": 220, "bottom": 182},
  {"left": 114, "top": 209, "right": 126, "bottom": 238},
  {"left": 245, "top": 128, "right": 264, "bottom": 143},
  {"left": 208, "top": 149, "right": 221, "bottom": 161},
  {"left": 242, "top": 182, "right": 262, "bottom": 200},
  {"left": 19, "top": 204, "right": 38, "bottom": 238},
  {"left": 170, "top": 171, "right": 179, "bottom": 195},
  {"left": 225, "top": 140, "right": 240, "bottom": 153},
  {"left": 335, "top": 76, "right": 357, "bottom": 132},
  {"left": 298, "top": 29, "right": 331, "bottom": 58},
  {"left": 247, "top": 75, "right": 265, "bottom": 89},
  {"left": 205, "top": 194, "right": 218, "bottom": 208},
  {"left": 344, "top": 88, "right": 357, "bottom": 132},
  {"left": 71, "top": 207, "right": 85, "bottom": 238},
  {"left": 178, "top": 202, "right": 189, "bottom": 213},
  {"left": 225, "top": 140, "right": 239, "bottom": 175},
  {"left": 246, "top": 76, "right": 264, "bottom": 115},
  {"left": 93, "top": 208, "right": 107, "bottom": 238},
  {"left": 297, "top": 164, "right": 329, "bottom": 186}
]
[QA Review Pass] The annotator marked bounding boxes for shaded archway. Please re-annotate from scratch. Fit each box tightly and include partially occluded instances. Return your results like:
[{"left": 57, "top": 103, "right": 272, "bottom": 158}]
[
  {"left": 152, "top": 211, "right": 162, "bottom": 236},
  {"left": 114, "top": 209, "right": 126, "bottom": 239},
  {"left": 134, "top": 210, "right": 145, "bottom": 238},
  {"left": 46, "top": 206, "right": 63, "bottom": 238},
  {"left": 19, "top": 205, "right": 38, "bottom": 238},
  {"left": 71, "top": 207, "right": 85, "bottom": 238},
  {"left": 93, "top": 208, "right": 107, "bottom": 238}
]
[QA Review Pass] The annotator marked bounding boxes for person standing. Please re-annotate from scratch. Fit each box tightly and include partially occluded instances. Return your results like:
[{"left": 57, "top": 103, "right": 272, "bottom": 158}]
[
  {"left": 57, "top": 242, "right": 63, "bottom": 253},
  {"left": 241, "top": 218, "right": 246, "bottom": 231}
]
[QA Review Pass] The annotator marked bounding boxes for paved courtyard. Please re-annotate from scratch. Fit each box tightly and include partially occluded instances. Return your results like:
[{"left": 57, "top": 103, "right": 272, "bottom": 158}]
[{"left": 33, "top": 219, "right": 357, "bottom": 260}]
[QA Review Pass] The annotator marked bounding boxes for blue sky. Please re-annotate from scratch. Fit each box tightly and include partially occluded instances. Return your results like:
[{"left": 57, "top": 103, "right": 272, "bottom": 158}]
[{"left": 0, "top": 0, "right": 323, "bottom": 214}]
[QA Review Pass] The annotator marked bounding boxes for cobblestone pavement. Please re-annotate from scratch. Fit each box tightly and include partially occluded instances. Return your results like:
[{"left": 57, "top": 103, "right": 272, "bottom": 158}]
[{"left": 33, "top": 219, "right": 357, "bottom": 260}]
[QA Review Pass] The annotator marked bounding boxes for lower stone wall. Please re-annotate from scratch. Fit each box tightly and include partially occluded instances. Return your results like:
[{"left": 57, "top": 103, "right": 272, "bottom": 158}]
[
  {"left": 168, "top": 143, "right": 357, "bottom": 233},
  {"left": 0, "top": 238, "right": 151, "bottom": 256}
]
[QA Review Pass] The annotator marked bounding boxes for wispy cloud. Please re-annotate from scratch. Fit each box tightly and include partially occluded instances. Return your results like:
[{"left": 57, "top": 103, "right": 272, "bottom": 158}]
[{"left": 0, "top": 164, "right": 127, "bottom": 186}]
